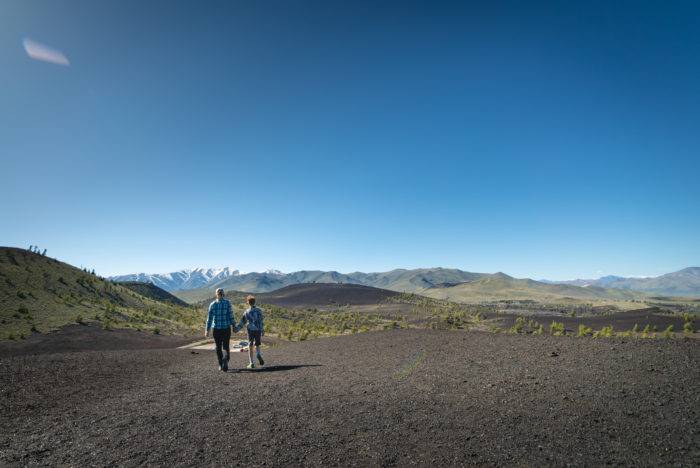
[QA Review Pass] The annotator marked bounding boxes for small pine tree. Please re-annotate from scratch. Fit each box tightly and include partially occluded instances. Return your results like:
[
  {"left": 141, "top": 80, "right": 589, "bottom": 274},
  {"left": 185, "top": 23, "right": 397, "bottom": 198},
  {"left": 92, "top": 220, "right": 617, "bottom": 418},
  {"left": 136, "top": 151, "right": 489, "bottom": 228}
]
[
  {"left": 510, "top": 316, "right": 525, "bottom": 334},
  {"left": 662, "top": 325, "right": 674, "bottom": 339},
  {"left": 549, "top": 321, "right": 565, "bottom": 336},
  {"left": 683, "top": 321, "right": 694, "bottom": 334}
]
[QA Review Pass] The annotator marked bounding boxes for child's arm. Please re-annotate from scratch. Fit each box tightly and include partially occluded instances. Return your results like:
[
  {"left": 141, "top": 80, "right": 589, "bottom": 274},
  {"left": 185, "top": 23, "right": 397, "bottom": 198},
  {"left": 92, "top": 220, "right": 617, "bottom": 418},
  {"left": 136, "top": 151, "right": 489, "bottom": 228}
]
[
  {"left": 259, "top": 309, "right": 265, "bottom": 336},
  {"left": 236, "top": 312, "right": 247, "bottom": 332}
]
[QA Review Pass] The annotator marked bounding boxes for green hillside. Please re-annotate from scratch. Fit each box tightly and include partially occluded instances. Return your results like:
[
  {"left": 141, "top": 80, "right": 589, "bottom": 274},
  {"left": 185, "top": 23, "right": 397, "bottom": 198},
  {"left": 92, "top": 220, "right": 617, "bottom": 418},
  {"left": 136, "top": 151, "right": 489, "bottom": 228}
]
[
  {"left": 421, "top": 273, "right": 645, "bottom": 304},
  {"left": 119, "top": 281, "right": 189, "bottom": 306},
  {"left": 0, "top": 247, "right": 201, "bottom": 340}
]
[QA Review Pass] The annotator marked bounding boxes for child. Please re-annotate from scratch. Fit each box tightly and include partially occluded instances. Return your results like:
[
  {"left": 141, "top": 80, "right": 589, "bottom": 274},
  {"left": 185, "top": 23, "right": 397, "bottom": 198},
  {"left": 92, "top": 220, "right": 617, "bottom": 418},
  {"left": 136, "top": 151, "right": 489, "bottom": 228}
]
[{"left": 236, "top": 295, "right": 265, "bottom": 369}]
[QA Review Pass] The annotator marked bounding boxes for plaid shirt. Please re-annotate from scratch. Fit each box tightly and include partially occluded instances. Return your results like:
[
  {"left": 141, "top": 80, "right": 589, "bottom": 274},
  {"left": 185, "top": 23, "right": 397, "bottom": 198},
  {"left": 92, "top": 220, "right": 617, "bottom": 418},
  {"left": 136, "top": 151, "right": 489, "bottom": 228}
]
[
  {"left": 237, "top": 306, "right": 264, "bottom": 332},
  {"left": 206, "top": 298, "right": 234, "bottom": 330}
]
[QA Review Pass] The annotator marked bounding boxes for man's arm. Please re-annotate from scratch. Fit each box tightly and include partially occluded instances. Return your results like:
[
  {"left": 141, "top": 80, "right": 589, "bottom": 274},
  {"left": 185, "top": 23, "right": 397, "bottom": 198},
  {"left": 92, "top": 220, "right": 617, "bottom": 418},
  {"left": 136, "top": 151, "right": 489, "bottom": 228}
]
[
  {"left": 227, "top": 302, "right": 236, "bottom": 333},
  {"left": 205, "top": 303, "right": 214, "bottom": 337},
  {"left": 259, "top": 309, "right": 265, "bottom": 336}
]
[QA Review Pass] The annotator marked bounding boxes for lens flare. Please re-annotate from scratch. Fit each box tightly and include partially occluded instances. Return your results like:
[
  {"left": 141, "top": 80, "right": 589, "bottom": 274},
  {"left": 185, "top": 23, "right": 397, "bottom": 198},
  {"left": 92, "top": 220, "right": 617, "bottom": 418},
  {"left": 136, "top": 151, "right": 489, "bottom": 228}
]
[{"left": 23, "top": 38, "right": 70, "bottom": 66}]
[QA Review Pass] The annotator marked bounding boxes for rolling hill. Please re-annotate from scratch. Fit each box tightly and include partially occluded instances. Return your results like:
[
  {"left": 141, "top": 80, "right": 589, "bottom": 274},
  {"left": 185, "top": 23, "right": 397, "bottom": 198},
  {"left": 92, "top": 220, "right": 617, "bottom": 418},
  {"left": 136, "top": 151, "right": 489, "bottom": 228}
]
[
  {"left": 421, "top": 272, "right": 644, "bottom": 303},
  {"left": 256, "top": 283, "right": 401, "bottom": 308},
  {"left": 118, "top": 281, "right": 189, "bottom": 306},
  {"left": 0, "top": 247, "right": 199, "bottom": 339},
  {"left": 545, "top": 267, "right": 700, "bottom": 297}
]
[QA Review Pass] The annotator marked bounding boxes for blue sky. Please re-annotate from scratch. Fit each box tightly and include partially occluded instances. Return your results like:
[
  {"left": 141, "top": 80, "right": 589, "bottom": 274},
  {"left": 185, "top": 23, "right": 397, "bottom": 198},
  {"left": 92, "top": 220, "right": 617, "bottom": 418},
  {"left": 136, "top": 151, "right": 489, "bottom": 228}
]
[{"left": 1, "top": 1, "right": 698, "bottom": 279}]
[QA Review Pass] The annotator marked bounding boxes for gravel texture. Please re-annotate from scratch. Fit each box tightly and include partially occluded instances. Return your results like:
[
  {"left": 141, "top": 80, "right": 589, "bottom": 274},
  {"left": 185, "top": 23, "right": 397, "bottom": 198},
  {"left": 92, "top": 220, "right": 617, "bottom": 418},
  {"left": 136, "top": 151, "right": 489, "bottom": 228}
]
[
  {"left": 1, "top": 330, "right": 698, "bottom": 466},
  {"left": 0, "top": 324, "right": 193, "bottom": 358},
  {"left": 258, "top": 283, "right": 400, "bottom": 308}
]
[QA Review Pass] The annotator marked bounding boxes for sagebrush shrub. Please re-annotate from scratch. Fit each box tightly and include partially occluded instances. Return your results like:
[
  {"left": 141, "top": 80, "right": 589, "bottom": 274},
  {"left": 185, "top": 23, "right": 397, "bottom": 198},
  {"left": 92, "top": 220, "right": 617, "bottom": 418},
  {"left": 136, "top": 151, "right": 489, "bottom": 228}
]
[{"left": 550, "top": 321, "right": 565, "bottom": 336}]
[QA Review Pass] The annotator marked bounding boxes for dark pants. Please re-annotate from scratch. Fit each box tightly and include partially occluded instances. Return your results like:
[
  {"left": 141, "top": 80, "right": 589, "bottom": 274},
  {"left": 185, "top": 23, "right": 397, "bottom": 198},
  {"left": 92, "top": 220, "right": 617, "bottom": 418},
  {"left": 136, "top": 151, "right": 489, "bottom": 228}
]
[
  {"left": 212, "top": 328, "right": 231, "bottom": 364},
  {"left": 247, "top": 329, "right": 262, "bottom": 347}
]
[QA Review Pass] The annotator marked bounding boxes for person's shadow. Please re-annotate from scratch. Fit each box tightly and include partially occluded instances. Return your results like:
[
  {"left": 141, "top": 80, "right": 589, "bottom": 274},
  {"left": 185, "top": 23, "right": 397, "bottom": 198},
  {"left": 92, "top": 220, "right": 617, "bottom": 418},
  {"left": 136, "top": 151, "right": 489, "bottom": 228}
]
[{"left": 230, "top": 364, "right": 322, "bottom": 374}]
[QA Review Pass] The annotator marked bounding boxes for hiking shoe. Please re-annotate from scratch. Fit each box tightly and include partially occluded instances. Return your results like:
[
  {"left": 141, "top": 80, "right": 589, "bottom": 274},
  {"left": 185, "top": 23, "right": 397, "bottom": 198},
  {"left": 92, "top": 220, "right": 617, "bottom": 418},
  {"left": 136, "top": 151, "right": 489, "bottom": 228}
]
[
  {"left": 246, "top": 363, "right": 256, "bottom": 369},
  {"left": 222, "top": 359, "right": 228, "bottom": 372},
  {"left": 257, "top": 355, "right": 265, "bottom": 366}
]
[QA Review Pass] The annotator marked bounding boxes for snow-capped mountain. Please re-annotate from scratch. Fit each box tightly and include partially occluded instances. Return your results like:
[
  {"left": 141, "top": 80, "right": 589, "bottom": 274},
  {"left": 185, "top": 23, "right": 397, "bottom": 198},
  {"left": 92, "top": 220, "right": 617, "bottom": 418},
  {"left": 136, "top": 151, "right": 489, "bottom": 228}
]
[{"left": 110, "top": 267, "right": 239, "bottom": 292}]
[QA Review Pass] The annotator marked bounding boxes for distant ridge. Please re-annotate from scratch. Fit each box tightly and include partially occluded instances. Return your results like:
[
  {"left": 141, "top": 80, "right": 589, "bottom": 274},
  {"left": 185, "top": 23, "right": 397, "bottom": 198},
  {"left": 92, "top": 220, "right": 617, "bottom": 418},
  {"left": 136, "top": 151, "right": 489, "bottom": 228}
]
[
  {"left": 257, "top": 283, "right": 401, "bottom": 308},
  {"left": 543, "top": 267, "right": 700, "bottom": 297},
  {"left": 118, "top": 281, "right": 188, "bottom": 307},
  {"left": 167, "top": 268, "right": 486, "bottom": 302},
  {"left": 422, "top": 274, "right": 643, "bottom": 303},
  {"left": 110, "top": 267, "right": 239, "bottom": 291},
  {"left": 114, "top": 266, "right": 700, "bottom": 300}
]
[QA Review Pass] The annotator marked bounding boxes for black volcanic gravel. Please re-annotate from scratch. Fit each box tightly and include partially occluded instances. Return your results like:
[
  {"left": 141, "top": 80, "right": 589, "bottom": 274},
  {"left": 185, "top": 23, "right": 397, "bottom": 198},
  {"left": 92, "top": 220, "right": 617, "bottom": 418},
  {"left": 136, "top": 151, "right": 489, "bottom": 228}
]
[
  {"left": 258, "top": 283, "right": 400, "bottom": 307},
  {"left": 1, "top": 330, "right": 698, "bottom": 466},
  {"left": 0, "top": 325, "right": 193, "bottom": 358}
]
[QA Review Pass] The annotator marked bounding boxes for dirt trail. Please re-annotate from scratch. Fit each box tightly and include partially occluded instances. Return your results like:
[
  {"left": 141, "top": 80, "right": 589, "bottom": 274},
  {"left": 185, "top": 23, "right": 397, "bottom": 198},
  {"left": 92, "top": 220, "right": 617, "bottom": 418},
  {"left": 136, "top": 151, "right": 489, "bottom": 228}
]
[{"left": 1, "top": 330, "right": 698, "bottom": 466}]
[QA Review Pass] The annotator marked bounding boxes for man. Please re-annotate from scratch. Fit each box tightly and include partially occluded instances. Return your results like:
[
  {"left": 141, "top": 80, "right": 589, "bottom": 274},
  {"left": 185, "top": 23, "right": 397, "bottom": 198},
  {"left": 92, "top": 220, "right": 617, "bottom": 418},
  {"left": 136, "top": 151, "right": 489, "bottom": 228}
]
[
  {"left": 205, "top": 288, "right": 235, "bottom": 372},
  {"left": 236, "top": 295, "right": 265, "bottom": 369}
]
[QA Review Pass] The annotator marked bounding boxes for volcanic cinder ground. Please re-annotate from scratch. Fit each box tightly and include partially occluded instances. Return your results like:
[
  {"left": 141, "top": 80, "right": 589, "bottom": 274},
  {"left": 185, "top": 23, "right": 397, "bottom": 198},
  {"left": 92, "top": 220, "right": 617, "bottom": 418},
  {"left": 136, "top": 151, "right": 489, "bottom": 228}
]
[{"left": 1, "top": 329, "right": 698, "bottom": 466}]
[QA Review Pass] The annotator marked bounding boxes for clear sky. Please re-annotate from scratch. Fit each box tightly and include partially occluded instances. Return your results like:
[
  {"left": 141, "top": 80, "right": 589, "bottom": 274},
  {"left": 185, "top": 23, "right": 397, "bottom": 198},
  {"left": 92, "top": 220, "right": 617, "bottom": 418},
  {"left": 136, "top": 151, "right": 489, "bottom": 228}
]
[{"left": 1, "top": 1, "right": 698, "bottom": 279}]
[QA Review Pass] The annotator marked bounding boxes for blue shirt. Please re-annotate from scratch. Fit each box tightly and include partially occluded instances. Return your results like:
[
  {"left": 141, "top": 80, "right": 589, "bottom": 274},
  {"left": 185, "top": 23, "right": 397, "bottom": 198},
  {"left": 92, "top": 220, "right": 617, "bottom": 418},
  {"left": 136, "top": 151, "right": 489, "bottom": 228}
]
[
  {"left": 237, "top": 306, "right": 264, "bottom": 332},
  {"left": 206, "top": 298, "right": 234, "bottom": 330}
]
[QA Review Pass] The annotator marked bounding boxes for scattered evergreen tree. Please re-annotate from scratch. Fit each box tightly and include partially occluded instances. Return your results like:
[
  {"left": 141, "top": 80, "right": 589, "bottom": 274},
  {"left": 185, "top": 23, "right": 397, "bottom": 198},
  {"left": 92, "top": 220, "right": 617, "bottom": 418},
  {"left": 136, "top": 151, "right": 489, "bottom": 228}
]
[
  {"left": 662, "top": 325, "right": 674, "bottom": 339},
  {"left": 683, "top": 321, "right": 694, "bottom": 334}
]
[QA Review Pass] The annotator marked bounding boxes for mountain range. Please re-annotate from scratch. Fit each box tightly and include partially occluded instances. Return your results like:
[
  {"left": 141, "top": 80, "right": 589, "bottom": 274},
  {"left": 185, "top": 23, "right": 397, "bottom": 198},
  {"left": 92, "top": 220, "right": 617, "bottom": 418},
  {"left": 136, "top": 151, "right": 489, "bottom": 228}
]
[
  {"left": 112, "top": 268, "right": 481, "bottom": 293},
  {"left": 110, "top": 267, "right": 239, "bottom": 291},
  {"left": 109, "top": 266, "right": 700, "bottom": 300},
  {"left": 542, "top": 267, "right": 700, "bottom": 297},
  {"left": 423, "top": 272, "right": 641, "bottom": 304}
]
